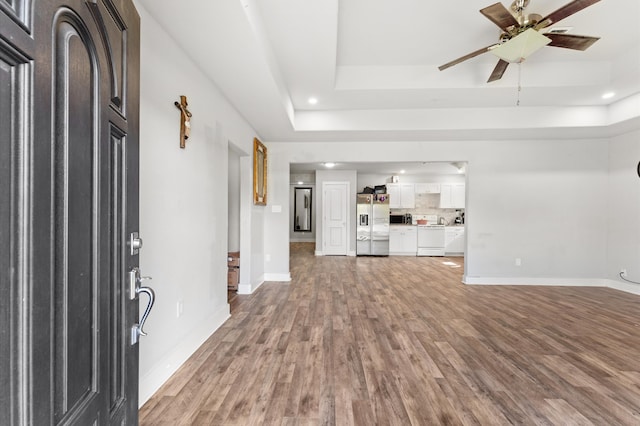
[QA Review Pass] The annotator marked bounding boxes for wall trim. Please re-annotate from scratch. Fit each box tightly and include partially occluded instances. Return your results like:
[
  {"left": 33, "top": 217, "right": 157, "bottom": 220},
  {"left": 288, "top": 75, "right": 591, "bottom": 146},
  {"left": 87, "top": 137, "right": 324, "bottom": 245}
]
[
  {"left": 264, "top": 272, "right": 292, "bottom": 282},
  {"left": 462, "top": 276, "right": 605, "bottom": 287},
  {"left": 463, "top": 275, "right": 640, "bottom": 295},
  {"left": 237, "top": 283, "right": 253, "bottom": 294},
  {"left": 238, "top": 277, "right": 264, "bottom": 295},
  {"left": 138, "top": 304, "right": 231, "bottom": 407},
  {"left": 347, "top": 250, "right": 356, "bottom": 257},
  {"left": 603, "top": 279, "right": 640, "bottom": 295},
  {"left": 315, "top": 250, "right": 323, "bottom": 256}
]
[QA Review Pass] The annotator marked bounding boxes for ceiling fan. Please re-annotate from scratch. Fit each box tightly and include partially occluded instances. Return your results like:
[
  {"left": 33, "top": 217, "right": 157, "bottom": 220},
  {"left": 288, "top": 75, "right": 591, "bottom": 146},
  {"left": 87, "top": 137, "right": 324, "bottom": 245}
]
[{"left": 439, "top": 0, "right": 601, "bottom": 82}]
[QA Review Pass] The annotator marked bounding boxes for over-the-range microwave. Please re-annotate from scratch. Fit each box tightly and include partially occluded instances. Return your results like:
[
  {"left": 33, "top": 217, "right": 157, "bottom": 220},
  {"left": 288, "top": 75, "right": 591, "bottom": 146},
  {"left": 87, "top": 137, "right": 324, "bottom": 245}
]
[{"left": 389, "top": 214, "right": 411, "bottom": 224}]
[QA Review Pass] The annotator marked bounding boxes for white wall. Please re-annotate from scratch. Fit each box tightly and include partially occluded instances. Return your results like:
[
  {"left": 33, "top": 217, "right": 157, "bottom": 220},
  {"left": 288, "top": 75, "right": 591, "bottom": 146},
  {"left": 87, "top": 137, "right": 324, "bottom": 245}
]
[
  {"left": 267, "top": 138, "right": 611, "bottom": 285},
  {"left": 606, "top": 129, "right": 640, "bottom": 295},
  {"left": 262, "top": 149, "right": 291, "bottom": 281},
  {"left": 135, "top": 2, "right": 262, "bottom": 405},
  {"left": 357, "top": 173, "right": 466, "bottom": 190}
]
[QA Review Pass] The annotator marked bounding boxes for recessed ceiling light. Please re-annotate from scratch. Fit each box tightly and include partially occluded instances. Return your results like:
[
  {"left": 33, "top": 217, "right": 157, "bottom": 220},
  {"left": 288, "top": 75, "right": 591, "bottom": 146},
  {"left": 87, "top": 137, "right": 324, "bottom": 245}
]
[
  {"left": 324, "top": 162, "right": 335, "bottom": 168},
  {"left": 308, "top": 97, "right": 318, "bottom": 105},
  {"left": 400, "top": 170, "right": 406, "bottom": 174},
  {"left": 297, "top": 181, "right": 304, "bottom": 185},
  {"left": 602, "top": 92, "right": 615, "bottom": 99}
]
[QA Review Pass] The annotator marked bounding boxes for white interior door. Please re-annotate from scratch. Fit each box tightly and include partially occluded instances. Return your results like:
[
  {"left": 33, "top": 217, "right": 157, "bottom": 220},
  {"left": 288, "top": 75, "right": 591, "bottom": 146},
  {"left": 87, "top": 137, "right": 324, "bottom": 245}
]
[{"left": 322, "top": 182, "right": 349, "bottom": 255}]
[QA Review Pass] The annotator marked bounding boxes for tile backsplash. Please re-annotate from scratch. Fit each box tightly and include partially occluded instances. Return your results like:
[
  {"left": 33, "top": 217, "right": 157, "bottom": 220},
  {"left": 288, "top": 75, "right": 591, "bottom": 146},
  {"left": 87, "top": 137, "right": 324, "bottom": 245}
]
[{"left": 391, "top": 193, "right": 464, "bottom": 226}]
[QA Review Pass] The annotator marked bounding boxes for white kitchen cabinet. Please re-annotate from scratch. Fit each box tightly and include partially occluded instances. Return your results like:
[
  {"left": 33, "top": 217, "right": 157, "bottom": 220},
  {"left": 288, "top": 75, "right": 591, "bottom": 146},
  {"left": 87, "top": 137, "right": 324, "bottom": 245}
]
[
  {"left": 389, "top": 225, "right": 417, "bottom": 255},
  {"left": 439, "top": 183, "right": 465, "bottom": 208},
  {"left": 445, "top": 226, "right": 465, "bottom": 255},
  {"left": 414, "top": 183, "right": 441, "bottom": 194},
  {"left": 387, "top": 183, "right": 415, "bottom": 208}
]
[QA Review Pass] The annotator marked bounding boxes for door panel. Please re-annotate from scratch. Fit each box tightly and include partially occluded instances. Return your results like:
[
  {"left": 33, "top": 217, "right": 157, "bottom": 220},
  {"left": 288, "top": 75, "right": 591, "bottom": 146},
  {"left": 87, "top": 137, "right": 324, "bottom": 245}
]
[
  {"left": 323, "top": 183, "right": 348, "bottom": 255},
  {"left": 0, "top": 0, "right": 29, "bottom": 28},
  {"left": 109, "top": 127, "right": 127, "bottom": 415},
  {"left": 0, "top": 29, "right": 31, "bottom": 426},
  {"left": 52, "top": 13, "right": 99, "bottom": 423},
  {"left": 0, "top": 0, "right": 141, "bottom": 424},
  {"left": 87, "top": 0, "right": 127, "bottom": 111}
]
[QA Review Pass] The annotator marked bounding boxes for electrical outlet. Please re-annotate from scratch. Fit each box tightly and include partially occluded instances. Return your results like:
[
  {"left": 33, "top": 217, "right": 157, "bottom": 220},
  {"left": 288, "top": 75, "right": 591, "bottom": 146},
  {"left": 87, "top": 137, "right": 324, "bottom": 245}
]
[
  {"left": 515, "top": 258, "right": 522, "bottom": 266},
  {"left": 177, "top": 300, "right": 184, "bottom": 318},
  {"left": 620, "top": 269, "right": 627, "bottom": 277}
]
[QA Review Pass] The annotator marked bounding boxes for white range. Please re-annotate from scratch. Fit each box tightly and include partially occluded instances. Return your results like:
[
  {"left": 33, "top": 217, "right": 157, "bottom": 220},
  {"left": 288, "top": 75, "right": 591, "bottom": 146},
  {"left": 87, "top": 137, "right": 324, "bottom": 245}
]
[{"left": 414, "top": 214, "right": 445, "bottom": 256}]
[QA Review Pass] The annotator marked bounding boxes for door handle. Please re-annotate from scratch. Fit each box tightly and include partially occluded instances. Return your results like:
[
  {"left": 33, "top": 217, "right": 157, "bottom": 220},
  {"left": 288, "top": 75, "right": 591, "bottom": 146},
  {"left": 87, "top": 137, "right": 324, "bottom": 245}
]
[
  {"left": 130, "top": 267, "right": 156, "bottom": 345},
  {"left": 135, "top": 285, "right": 155, "bottom": 337}
]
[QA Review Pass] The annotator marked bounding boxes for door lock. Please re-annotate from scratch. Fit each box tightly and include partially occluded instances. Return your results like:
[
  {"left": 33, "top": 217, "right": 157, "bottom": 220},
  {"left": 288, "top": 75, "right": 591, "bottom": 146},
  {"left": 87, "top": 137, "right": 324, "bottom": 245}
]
[{"left": 129, "top": 232, "right": 143, "bottom": 255}]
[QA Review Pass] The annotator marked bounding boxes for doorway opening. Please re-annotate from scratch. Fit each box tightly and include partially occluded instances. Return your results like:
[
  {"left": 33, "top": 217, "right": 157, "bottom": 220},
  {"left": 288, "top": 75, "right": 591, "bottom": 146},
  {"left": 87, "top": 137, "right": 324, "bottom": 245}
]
[{"left": 227, "top": 144, "right": 242, "bottom": 302}]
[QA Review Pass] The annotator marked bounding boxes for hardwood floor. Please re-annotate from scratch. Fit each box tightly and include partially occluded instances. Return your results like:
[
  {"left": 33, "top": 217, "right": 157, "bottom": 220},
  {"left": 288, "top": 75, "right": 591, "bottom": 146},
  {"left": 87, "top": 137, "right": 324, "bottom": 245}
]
[{"left": 139, "top": 243, "right": 640, "bottom": 425}]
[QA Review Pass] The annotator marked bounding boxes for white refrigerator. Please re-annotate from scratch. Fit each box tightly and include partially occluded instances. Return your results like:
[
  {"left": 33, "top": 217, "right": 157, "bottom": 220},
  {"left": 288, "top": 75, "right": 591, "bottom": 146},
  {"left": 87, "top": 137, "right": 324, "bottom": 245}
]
[{"left": 356, "top": 193, "right": 390, "bottom": 256}]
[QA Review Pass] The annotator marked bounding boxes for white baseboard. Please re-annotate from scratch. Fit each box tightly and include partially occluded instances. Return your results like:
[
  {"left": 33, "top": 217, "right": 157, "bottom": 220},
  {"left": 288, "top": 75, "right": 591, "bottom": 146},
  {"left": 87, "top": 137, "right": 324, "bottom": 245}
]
[
  {"left": 462, "top": 276, "right": 605, "bottom": 287},
  {"left": 138, "top": 304, "right": 230, "bottom": 407},
  {"left": 238, "top": 277, "right": 264, "bottom": 294},
  {"left": 264, "top": 272, "right": 291, "bottom": 282},
  {"left": 463, "top": 276, "right": 640, "bottom": 296},
  {"left": 315, "top": 251, "right": 355, "bottom": 257},
  {"left": 603, "top": 279, "right": 640, "bottom": 295}
]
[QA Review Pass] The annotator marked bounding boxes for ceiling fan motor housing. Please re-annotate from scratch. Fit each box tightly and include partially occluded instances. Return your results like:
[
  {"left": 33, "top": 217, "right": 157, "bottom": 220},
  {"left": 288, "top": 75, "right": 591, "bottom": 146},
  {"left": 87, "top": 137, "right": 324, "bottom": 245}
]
[
  {"left": 504, "top": 13, "right": 543, "bottom": 41},
  {"left": 511, "top": 0, "right": 530, "bottom": 13}
]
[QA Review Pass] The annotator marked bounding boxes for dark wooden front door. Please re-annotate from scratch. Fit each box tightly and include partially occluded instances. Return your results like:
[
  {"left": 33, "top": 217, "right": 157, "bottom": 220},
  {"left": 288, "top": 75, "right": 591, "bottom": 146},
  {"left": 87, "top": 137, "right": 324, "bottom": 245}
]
[{"left": 1, "top": 0, "right": 142, "bottom": 424}]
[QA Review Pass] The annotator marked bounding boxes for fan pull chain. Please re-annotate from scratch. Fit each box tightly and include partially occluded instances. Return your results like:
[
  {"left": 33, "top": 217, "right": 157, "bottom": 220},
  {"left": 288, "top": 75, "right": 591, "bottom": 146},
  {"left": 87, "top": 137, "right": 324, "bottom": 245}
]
[{"left": 516, "top": 61, "right": 522, "bottom": 107}]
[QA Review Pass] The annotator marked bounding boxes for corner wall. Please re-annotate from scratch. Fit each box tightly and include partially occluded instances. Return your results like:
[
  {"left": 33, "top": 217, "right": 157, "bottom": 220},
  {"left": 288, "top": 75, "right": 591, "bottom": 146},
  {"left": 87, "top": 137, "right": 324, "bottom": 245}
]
[
  {"left": 228, "top": 148, "right": 241, "bottom": 252},
  {"left": 135, "top": 2, "right": 261, "bottom": 405},
  {"left": 606, "top": 129, "right": 640, "bottom": 295}
]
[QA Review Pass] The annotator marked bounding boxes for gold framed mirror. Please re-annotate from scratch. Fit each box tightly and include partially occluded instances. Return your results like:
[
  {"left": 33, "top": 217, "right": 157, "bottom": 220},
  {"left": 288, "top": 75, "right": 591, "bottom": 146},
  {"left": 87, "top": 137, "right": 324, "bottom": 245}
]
[{"left": 253, "top": 138, "right": 267, "bottom": 205}]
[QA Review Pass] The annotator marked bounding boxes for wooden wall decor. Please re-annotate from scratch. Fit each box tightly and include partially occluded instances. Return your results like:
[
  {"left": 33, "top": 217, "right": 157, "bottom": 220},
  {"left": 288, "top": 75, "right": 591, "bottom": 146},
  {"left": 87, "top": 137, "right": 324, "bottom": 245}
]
[
  {"left": 174, "top": 95, "right": 192, "bottom": 148},
  {"left": 253, "top": 138, "right": 267, "bottom": 205}
]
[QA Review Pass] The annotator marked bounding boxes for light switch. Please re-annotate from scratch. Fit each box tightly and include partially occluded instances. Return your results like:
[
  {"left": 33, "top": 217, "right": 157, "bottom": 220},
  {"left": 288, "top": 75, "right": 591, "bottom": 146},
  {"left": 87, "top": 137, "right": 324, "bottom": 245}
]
[{"left": 271, "top": 205, "right": 282, "bottom": 213}]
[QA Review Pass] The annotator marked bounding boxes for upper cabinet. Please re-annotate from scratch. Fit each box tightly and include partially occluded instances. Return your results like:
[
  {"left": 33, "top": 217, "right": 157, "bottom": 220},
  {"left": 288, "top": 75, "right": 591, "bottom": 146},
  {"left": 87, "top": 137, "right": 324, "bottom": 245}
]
[
  {"left": 414, "top": 183, "right": 441, "bottom": 194},
  {"left": 388, "top": 183, "right": 415, "bottom": 209},
  {"left": 440, "top": 183, "right": 465, "bottom": 208}
]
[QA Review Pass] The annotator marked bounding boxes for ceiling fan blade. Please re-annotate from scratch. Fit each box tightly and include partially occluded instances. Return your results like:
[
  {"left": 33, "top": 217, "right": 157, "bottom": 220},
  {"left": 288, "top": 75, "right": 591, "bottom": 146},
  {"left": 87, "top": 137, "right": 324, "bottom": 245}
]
[
  {"left": 545, "top": 33, "right": 600, "bottom": 50},
  {"left": 487, "top": 59, "right": 509, "bottom": 82},
  {"left": 480, "top": 2, "right": 519, "bottom": 31},
  {"left": 438, "top": 44, "right": 499, "bottom": 71},
  {"left": 536, "top": 0, "right": 601, "bottom": 29}
]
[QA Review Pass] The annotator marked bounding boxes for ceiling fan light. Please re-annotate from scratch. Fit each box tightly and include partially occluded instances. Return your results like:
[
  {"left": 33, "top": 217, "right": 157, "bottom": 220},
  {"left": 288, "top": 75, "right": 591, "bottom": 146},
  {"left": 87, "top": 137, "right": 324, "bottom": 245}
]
[{"left": 489, "top": 28, "right": 551, "bottom": 63}]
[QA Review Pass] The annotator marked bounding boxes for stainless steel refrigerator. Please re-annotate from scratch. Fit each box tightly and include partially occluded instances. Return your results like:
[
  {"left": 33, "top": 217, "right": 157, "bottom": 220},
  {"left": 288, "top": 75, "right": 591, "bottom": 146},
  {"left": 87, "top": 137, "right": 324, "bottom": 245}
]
[{"left": 356, "top": 193, "right": 390, "bottom": 256}]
